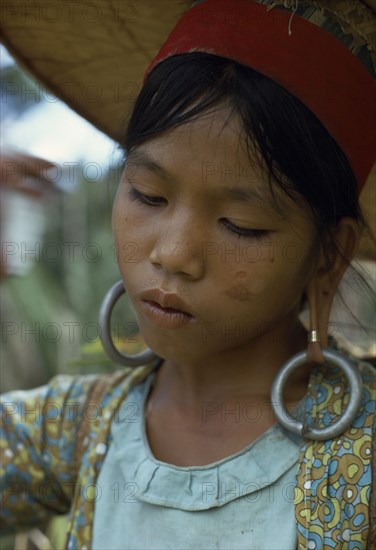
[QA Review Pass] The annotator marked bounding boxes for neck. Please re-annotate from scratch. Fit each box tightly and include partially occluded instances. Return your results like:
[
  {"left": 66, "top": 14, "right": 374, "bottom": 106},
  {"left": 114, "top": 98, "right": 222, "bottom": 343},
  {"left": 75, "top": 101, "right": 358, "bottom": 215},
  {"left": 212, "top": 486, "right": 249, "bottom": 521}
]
[{"left": 152, "top": 315, "right": 310, "bottom": 410}]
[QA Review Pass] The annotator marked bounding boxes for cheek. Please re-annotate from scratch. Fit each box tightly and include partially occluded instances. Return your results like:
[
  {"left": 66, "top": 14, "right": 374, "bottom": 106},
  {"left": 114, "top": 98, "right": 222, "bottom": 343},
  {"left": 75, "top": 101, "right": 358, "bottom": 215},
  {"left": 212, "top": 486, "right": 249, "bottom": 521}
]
[
  {"left": 221, "top": 244, "right": 316, "bottom": 309},
  {"left": 112, "top": 193, "right": 141, "bottom": 273},
  {"left": 113, "top": 190, "right": 143, "bottom": 247},
  {"left": 112, "top": 188, "right": 127, "bottom": 241},
  {"left": 223, "top": 271, "right": 255, "bottom": 302}
]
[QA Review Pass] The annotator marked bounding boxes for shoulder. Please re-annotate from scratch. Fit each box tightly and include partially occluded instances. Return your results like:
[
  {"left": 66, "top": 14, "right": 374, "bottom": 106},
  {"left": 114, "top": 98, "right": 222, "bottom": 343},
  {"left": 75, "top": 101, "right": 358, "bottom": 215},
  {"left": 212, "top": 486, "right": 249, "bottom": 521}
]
[
  {"left": 76, "top": 364, "right": 156, "bottom": 409},
  {"left": 357, "top": 358, "right": 376, "bottom": 386},
  {"left": 0, "top": 366, "right": 153, "bottom": 450},
  {"left": 345, "top": 356, "right": 375, "bottom": 417},
  {"left": 295, "top": 357, "right": 375, "bottom": 545},
  {"left": 1, "top": 364, "right": 154, "bottom": 408},
  {"left": 356, "top": 359, "right": 376, "bottom": 414}
]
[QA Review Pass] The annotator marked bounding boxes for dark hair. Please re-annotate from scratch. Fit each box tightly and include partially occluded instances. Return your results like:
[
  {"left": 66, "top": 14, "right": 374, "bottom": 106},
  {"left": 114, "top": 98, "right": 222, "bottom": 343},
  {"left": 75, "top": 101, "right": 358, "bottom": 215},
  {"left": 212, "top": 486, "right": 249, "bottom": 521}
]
[{"left": 123, "top": 52, "right": 366, "bottom": 246}]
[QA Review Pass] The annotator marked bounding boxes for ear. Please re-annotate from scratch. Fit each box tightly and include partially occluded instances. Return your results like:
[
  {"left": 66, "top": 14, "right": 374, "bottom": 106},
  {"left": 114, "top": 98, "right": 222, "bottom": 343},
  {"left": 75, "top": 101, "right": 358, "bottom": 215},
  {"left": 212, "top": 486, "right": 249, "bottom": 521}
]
[{"left": 305, "top": 217, "right": 361, "bottom": 362}]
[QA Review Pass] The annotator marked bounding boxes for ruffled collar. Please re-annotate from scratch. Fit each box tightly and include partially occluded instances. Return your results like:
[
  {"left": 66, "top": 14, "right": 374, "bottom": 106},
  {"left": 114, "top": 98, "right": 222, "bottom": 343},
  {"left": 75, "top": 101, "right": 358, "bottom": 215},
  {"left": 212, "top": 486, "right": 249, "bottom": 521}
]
[{"left": 111, "top": 371, "right": 302, "bottom": 511}]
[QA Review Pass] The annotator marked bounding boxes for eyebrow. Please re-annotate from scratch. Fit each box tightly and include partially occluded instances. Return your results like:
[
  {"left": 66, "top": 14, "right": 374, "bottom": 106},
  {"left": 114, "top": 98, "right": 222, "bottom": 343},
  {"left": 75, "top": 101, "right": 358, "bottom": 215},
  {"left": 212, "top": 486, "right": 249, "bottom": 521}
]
[
  {"left": 126, "top": 150, "right": 280, "bottom": 212},
  {"left": 126, "top": 150, "right": 171, "bottom": 181},
  {"left": 222, "top": 186, "right": 278, "bottom": 211}
]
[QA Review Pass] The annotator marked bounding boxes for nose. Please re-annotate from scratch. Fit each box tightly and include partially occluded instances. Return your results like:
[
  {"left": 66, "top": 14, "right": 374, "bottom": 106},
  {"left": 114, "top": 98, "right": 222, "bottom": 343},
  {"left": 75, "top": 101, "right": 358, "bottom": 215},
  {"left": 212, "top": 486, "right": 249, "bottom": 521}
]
[{"left": 149, "top": 212, "right": 205, "bottom": 280}]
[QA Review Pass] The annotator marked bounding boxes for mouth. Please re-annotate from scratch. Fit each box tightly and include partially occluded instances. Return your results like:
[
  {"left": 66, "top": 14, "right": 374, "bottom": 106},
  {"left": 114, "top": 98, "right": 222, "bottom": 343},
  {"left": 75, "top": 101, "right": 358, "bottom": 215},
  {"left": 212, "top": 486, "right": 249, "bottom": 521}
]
[{"left": 139, "top": 290, "right": 196, "bottom": 329}]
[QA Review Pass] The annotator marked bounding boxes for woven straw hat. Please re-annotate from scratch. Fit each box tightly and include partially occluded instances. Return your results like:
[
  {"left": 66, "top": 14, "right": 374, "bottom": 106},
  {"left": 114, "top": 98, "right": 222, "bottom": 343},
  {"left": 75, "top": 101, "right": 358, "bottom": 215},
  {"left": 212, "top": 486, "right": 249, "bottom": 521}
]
[
  {"left": 0, "top": 0, "right": 375, "bottom": 256},
  {"left": 1, "top": 1, "right": 193, "bottom": 142}
]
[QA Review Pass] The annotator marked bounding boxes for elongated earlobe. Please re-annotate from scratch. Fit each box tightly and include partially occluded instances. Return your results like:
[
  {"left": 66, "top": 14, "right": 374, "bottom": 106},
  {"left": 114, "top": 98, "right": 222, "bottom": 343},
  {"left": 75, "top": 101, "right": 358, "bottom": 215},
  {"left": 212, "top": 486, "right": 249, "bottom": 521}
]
[
  {"left": 306, "top": 281, "right": 325, "bottom": 363},
  {"left": 307, "top": 328, "right": 325, "bottom": 364},
  {"left": 305, "top": 217, "right": 361, "bottom": 362}
]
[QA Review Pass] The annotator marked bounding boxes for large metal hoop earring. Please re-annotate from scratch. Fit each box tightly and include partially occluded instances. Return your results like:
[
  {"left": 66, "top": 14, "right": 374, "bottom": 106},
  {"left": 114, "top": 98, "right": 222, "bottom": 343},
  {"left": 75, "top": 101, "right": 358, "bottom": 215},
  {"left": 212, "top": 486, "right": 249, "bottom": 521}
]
[
  {"left": 271, "top": 348, "right": 363, "bottom": 440},
  {"left": 99, "top": 280, "right": 160, "bottom": 367}
]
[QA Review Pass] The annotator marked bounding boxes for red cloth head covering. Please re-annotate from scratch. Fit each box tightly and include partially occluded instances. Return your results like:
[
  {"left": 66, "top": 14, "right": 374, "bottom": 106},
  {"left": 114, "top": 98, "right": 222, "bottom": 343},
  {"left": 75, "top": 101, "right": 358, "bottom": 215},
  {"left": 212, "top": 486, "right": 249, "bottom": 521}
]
[{"left": 146, "top": 0, "right": 376, "bottom": 193}]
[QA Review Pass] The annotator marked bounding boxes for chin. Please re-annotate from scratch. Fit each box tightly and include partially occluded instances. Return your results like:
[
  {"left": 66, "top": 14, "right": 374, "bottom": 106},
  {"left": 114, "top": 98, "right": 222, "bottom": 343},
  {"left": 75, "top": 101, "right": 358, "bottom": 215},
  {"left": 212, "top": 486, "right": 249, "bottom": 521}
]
[{"left": 142, "top": 330, "right": 218, "bottom": 365}]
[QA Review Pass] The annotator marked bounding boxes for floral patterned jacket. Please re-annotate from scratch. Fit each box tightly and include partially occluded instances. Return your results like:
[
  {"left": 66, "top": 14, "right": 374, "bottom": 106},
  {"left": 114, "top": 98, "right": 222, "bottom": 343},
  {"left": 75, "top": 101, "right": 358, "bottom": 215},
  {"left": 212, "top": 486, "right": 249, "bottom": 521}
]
[{"left": 1, "top": 358, "right": 375, "bottom": 549}]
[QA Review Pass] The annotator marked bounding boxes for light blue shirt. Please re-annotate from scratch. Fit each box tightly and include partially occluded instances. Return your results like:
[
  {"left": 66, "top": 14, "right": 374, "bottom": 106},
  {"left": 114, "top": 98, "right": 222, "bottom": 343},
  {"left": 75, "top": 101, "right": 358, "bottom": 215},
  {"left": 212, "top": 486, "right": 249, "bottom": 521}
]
[{"left": 93, "top": 372, "right": 302, "bottom": 549}]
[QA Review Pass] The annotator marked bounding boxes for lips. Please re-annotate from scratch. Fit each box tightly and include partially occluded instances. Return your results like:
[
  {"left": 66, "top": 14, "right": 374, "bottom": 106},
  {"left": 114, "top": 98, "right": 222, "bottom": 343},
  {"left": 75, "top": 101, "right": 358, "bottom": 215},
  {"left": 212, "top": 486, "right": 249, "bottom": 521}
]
[
  {"left": 139, "top": 289, "right": 196, "bottom": 329},
  {"left": 140, "top": 289, "right": 193, "bottom": 315}
]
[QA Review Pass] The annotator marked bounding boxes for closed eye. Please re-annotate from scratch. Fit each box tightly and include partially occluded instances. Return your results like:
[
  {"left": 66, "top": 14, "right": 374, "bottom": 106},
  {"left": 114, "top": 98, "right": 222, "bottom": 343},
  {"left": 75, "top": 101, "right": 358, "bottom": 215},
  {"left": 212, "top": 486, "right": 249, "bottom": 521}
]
[
  {"left": 128, "top": 186, "right": 166, "bottom": 206},
  {"left": 221, "top": 219, "right": 271, "bottom": 239}
]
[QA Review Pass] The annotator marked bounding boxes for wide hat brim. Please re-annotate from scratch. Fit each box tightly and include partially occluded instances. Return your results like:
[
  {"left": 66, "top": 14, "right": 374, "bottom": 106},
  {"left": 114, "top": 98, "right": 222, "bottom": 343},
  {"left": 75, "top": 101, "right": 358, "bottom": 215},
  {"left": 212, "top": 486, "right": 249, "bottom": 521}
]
[
  {"left": 0, "top": 0, "right": 375, "bottom": 258},
  {"left": 0, "top": 0, "right": 193, "bottom": 143}
]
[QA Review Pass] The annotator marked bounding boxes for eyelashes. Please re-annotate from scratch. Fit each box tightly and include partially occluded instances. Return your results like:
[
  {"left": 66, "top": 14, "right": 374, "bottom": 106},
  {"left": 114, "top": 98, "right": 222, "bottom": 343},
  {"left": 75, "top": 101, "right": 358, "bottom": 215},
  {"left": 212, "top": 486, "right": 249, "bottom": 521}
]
[
  {"left": 128, "top": 186, "right": 166, "bottom": 206},
  {"left": 128, "top": 185, "right": 271, "bottom": 240},
  {"left": 220, "top": 219, "right": 271, "bottom": 240}
]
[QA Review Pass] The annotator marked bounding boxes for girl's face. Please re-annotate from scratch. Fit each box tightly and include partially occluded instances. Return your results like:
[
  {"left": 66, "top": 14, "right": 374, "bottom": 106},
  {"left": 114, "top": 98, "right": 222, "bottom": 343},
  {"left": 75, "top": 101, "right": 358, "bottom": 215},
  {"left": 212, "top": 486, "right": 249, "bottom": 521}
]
[{"left": 113, "top": 107, "right": 321, "bottom": 362}]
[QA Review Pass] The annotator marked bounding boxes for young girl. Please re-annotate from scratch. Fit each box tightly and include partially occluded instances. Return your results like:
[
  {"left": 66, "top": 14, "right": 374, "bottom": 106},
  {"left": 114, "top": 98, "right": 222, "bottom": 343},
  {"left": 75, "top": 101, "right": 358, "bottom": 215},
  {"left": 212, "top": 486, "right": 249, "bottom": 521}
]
[{"left": 1, "top": 1, "right": 375, "bottom": 548}]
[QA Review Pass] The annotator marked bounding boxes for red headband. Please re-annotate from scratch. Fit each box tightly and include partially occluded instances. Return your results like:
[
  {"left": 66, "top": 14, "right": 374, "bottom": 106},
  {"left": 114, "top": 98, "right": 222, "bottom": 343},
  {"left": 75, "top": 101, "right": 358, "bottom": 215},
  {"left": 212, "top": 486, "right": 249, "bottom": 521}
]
[{"left": 146, "top": 0, "right": 376, "bottom": 193}]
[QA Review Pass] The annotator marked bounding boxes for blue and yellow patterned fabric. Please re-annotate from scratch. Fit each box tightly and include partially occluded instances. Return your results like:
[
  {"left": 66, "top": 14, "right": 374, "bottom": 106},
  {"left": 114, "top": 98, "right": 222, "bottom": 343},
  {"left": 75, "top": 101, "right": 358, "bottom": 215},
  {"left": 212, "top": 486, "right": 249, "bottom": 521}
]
[
  {"left": 295, "top": 360, "right": 376, "bottom": 549},
  {"left": 1, "top": 358, "right": 375, "bottom": 549}
]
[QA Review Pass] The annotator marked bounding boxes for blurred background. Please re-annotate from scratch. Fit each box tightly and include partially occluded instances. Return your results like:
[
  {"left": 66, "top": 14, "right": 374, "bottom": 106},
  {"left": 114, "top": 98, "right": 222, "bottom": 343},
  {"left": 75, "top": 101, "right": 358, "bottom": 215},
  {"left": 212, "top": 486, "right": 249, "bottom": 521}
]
[{"left": 0, "top": 44, "right": 143, "bottom": 394}]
